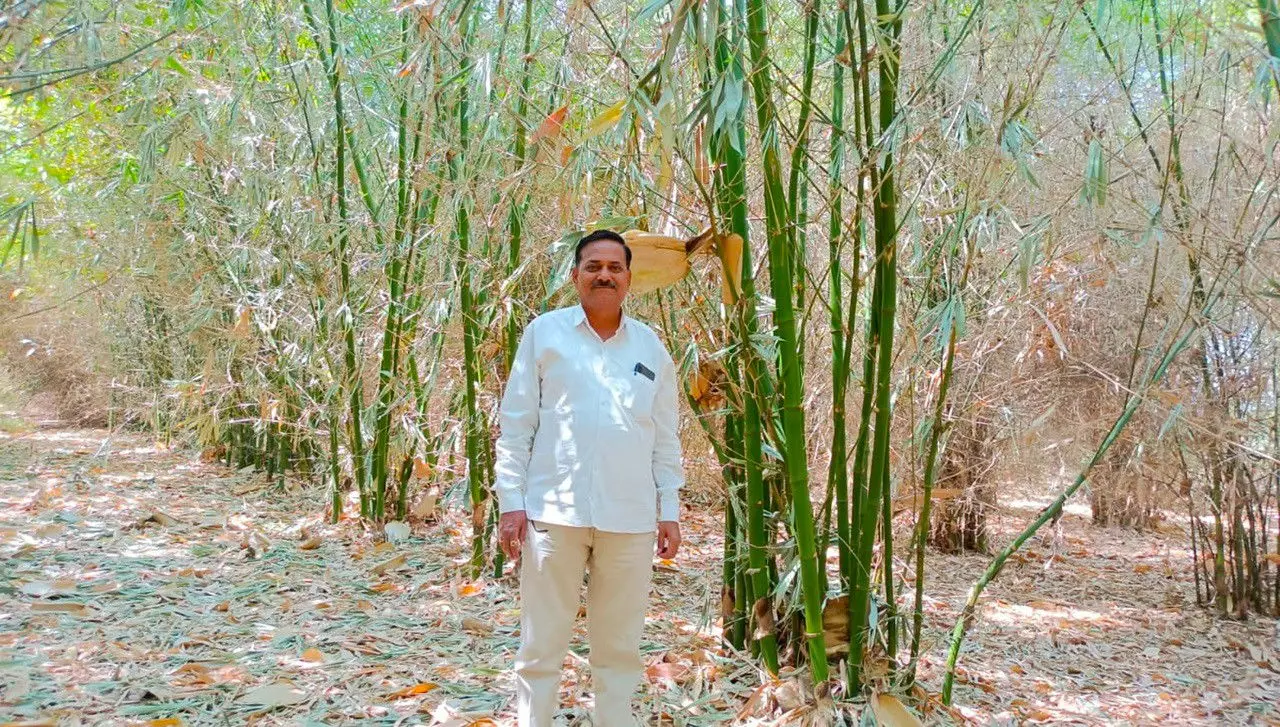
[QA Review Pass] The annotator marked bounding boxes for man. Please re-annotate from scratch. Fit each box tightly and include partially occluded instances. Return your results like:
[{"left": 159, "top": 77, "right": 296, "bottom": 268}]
[{"left": 494, "top": 229, "right": 685, "bottom": 727}]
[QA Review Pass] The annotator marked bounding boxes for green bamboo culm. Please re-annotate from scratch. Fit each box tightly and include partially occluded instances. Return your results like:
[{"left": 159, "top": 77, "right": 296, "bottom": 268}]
[
  {"left": 449, "top": 4, "right": 489, "bottom": 577},
  {"left": 907, "top": 300, "right": 959, "bottom": 679},
  {"left": 310, "top": 0, "right": 368, "bottom": 517},
  {"left": 369, "top": 14, "right": 416, "bottom": 521},
  {"left": 828, "top": 4, "right": 855, "bottom": 601},
  {"left": 744, "top": 0, "right": 829, "bottom": 684},
  {"left": 505, "top": 0, "right": 535, "bottom": 368},
  {"left": 786, "top": 0, "right": 821, "bottom": 327},
  {"left": 848, "top": 0, "right": 905, "bottom": 688},
  {"left": 714, "top": 0, "right": 780, "bottom": 674}
]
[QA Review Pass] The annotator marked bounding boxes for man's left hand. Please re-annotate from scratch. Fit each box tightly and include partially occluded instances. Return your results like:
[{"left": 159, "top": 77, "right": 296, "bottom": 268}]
[{"left": 656, "top": 521, "right": 681, "bottom": 559}]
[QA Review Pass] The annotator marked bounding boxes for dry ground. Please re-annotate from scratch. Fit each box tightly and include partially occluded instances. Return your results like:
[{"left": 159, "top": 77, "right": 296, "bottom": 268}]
[{"left": 1, "top": 421, "right": 1277, "bottom": 725}]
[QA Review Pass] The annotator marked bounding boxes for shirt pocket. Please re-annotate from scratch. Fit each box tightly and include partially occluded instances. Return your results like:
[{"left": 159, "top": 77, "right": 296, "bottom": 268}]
[{"left": 622, "top": 371, "right": 658, "bottom": 421}]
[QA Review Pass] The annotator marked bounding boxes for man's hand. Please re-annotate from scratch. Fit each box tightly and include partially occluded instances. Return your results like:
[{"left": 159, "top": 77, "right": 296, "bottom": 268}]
[
  {"left": 499, "top": 511, "right": 528, "bottom": 561},
  {"left": 656, "top": 521, "right": 681, "bottom": 559}
]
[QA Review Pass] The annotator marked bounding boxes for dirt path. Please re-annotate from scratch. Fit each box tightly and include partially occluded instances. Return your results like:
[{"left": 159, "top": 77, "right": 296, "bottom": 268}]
[{"left": 1, "top": 424, "right": 1276, "bottom": 725}]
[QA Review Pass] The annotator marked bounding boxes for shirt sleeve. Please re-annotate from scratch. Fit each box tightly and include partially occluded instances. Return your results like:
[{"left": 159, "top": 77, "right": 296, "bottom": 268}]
[
  {"left": 652, "top": 346, "right": 685, "bottom": 522},
  {"left": 494, "top": 324, "right": 539, "bottom": 514}
]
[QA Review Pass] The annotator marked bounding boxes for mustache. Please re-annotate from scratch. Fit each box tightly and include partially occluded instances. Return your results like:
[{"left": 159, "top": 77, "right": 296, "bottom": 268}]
[{"left": 592, "top": 282, "right": 617, "bottom": 289}]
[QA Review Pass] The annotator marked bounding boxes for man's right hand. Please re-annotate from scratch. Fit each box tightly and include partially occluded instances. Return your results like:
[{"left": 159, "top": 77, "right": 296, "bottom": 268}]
[{"left": 498, "top": 510, "right": 528, "bottom": 561}]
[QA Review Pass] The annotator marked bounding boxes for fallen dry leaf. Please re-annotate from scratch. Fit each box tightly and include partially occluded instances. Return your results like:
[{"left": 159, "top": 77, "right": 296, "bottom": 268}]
[
  {"left": 645, "top": 662, "right": 692, "bottom": 684},
  {"left": 138, "top": 510, "right": 181, "bottom": 528},
  {"left": 238, "top": 683, "right": 307, "bottom": 708},
  {"left": 388, "top": 682, "right": 437, "bottom": 699},
  {"left": 370, "top": 553, "right": 406, "bottom": 576},
  {"left": 30, "top": 602, "right": 89, "bottom": 616},
  {"left": 869, "top": 692, "right": 922, "bottom": 727}
]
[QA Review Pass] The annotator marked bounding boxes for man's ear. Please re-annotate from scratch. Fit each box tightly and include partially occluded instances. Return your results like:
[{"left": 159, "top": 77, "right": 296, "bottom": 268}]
[{"left": 571, "top": 266, "right": 579, "bottom": 283}]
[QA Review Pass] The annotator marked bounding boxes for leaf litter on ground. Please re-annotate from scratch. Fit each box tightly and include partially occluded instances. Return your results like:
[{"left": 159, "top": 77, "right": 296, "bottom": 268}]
[{"left": 0, "top": 423, "right": 1276, "bottom": 725}]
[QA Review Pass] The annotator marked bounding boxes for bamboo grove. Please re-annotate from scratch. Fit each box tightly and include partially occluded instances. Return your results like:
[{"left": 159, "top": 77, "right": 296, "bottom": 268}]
[{"left": 4, "top": 0, "right": 1280, "bottom": 708}]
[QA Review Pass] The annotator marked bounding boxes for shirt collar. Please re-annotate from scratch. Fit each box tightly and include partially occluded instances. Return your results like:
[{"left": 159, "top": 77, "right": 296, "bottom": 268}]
[{"left": 574, "top": 304, "right": 629, "bottom": 336}]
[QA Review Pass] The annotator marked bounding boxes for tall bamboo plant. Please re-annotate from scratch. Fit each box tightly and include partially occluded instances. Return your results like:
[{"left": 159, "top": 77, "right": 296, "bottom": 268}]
[
  {"left": 744, "top": 0, "right": 829, "bottom": 684},
  {"left": 713, "top": 0, "right": 780, "bottom": 674},
  {"left": 847, "top": 0, "right": 906, "bottom": 688}
]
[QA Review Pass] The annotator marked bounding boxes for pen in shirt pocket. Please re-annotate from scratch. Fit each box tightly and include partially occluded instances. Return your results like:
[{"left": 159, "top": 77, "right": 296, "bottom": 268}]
[{"left": 633, "top": 362, "right": 655, "bottom": 381}]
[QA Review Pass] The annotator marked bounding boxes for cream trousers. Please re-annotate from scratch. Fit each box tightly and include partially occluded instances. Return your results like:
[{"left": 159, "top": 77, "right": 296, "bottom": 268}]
[{"left": 514, "top": 521, "right": 655, "bottom": 727}]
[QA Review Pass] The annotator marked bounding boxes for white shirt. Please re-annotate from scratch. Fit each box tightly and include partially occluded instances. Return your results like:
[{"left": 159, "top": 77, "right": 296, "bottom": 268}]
[{"left": 494, "top": 305, "right": 684, "bottom": 533}]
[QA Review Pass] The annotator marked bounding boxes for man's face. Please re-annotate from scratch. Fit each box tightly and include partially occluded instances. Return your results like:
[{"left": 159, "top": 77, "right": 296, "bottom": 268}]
[{"left": 572, "top": 239, "right": 631, "bottom": 311}]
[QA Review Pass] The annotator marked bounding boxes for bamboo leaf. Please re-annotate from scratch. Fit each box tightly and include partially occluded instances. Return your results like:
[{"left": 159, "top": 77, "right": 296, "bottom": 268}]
[
  {"left": 637, "top": 0, "right": 676, "bottom": 23},
  {"left": 584, "top": 100, "right": 626, "bottom": 140},
  {"left": 531, "top": 105, "right": 568, "bottom": 145},
  {"left": 1082, "top": 138, "right": 1108, "bottom": 207}
]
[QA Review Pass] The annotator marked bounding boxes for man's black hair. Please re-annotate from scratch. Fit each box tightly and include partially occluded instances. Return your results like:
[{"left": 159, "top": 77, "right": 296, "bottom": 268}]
[{"left": 574, "top": 229, "right": 632, "bottom": 268}]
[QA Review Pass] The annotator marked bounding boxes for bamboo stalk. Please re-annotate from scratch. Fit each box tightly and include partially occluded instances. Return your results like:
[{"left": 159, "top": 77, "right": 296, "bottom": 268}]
[
  {"left": 369, "top": 14, "right": 416, "bottom": 520},
  {"left": 848, "top": 0, "right": 905, "bottom": 688},
  {"left": 786, "top": 0, "right": 820, "bottom": 330},
  {"left": 744, "top": 0, "right": 829, "bottom": 683},
  {"left": 907, "top": 317, "right": 958, "bottom": 678},
  {"left": 713, "top": 0, "right": 779, "bottom": 673},
  {"left": 309, "top": 0, "right": 369, "bottom": 516},
  {"left": 448, "top": 4, "right": 488, "bottom": 577},
  {"left": 828, "top": 4, "right": 854, "bottom": 604}
]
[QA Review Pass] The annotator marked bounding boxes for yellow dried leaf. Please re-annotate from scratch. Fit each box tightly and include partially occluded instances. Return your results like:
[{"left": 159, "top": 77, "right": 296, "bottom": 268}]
[
  {"left": 687, "top": 371, "right": 709, "bottom": 402},
  {"left": 31, "top": 602, "right": 89, "bottom": 616},
  {"left": 148, "top": 719, "right": 183, "bottom": 727},
  {"left": 459, "top": 581, "right": 483, "bottom": 597},
  {"left": 585, "top": 100, "right": 626, "bottom": 140},
  {"left": 299, "top": 536, "right": 322, "bottom": 551},
  {"left": 412, "top": 457, "right": 432, "bottom": 479},
  {"left": 233, "top": 307, "right": 251, "bottom": 335},
  {"left": 717, "top": 233, "right": 744, "bottom": 305},
  {"left": 869, "top": 692, "right": 922, "bottom": 727},
  {"left": 621, "top": 230, "right": 690, "bottom": 295},
  {"left": 301, "top": 648, "right": 324, "bottom": 663},
  {"left": 370, "top": 553, "right": 406, "bottom": 576}
]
